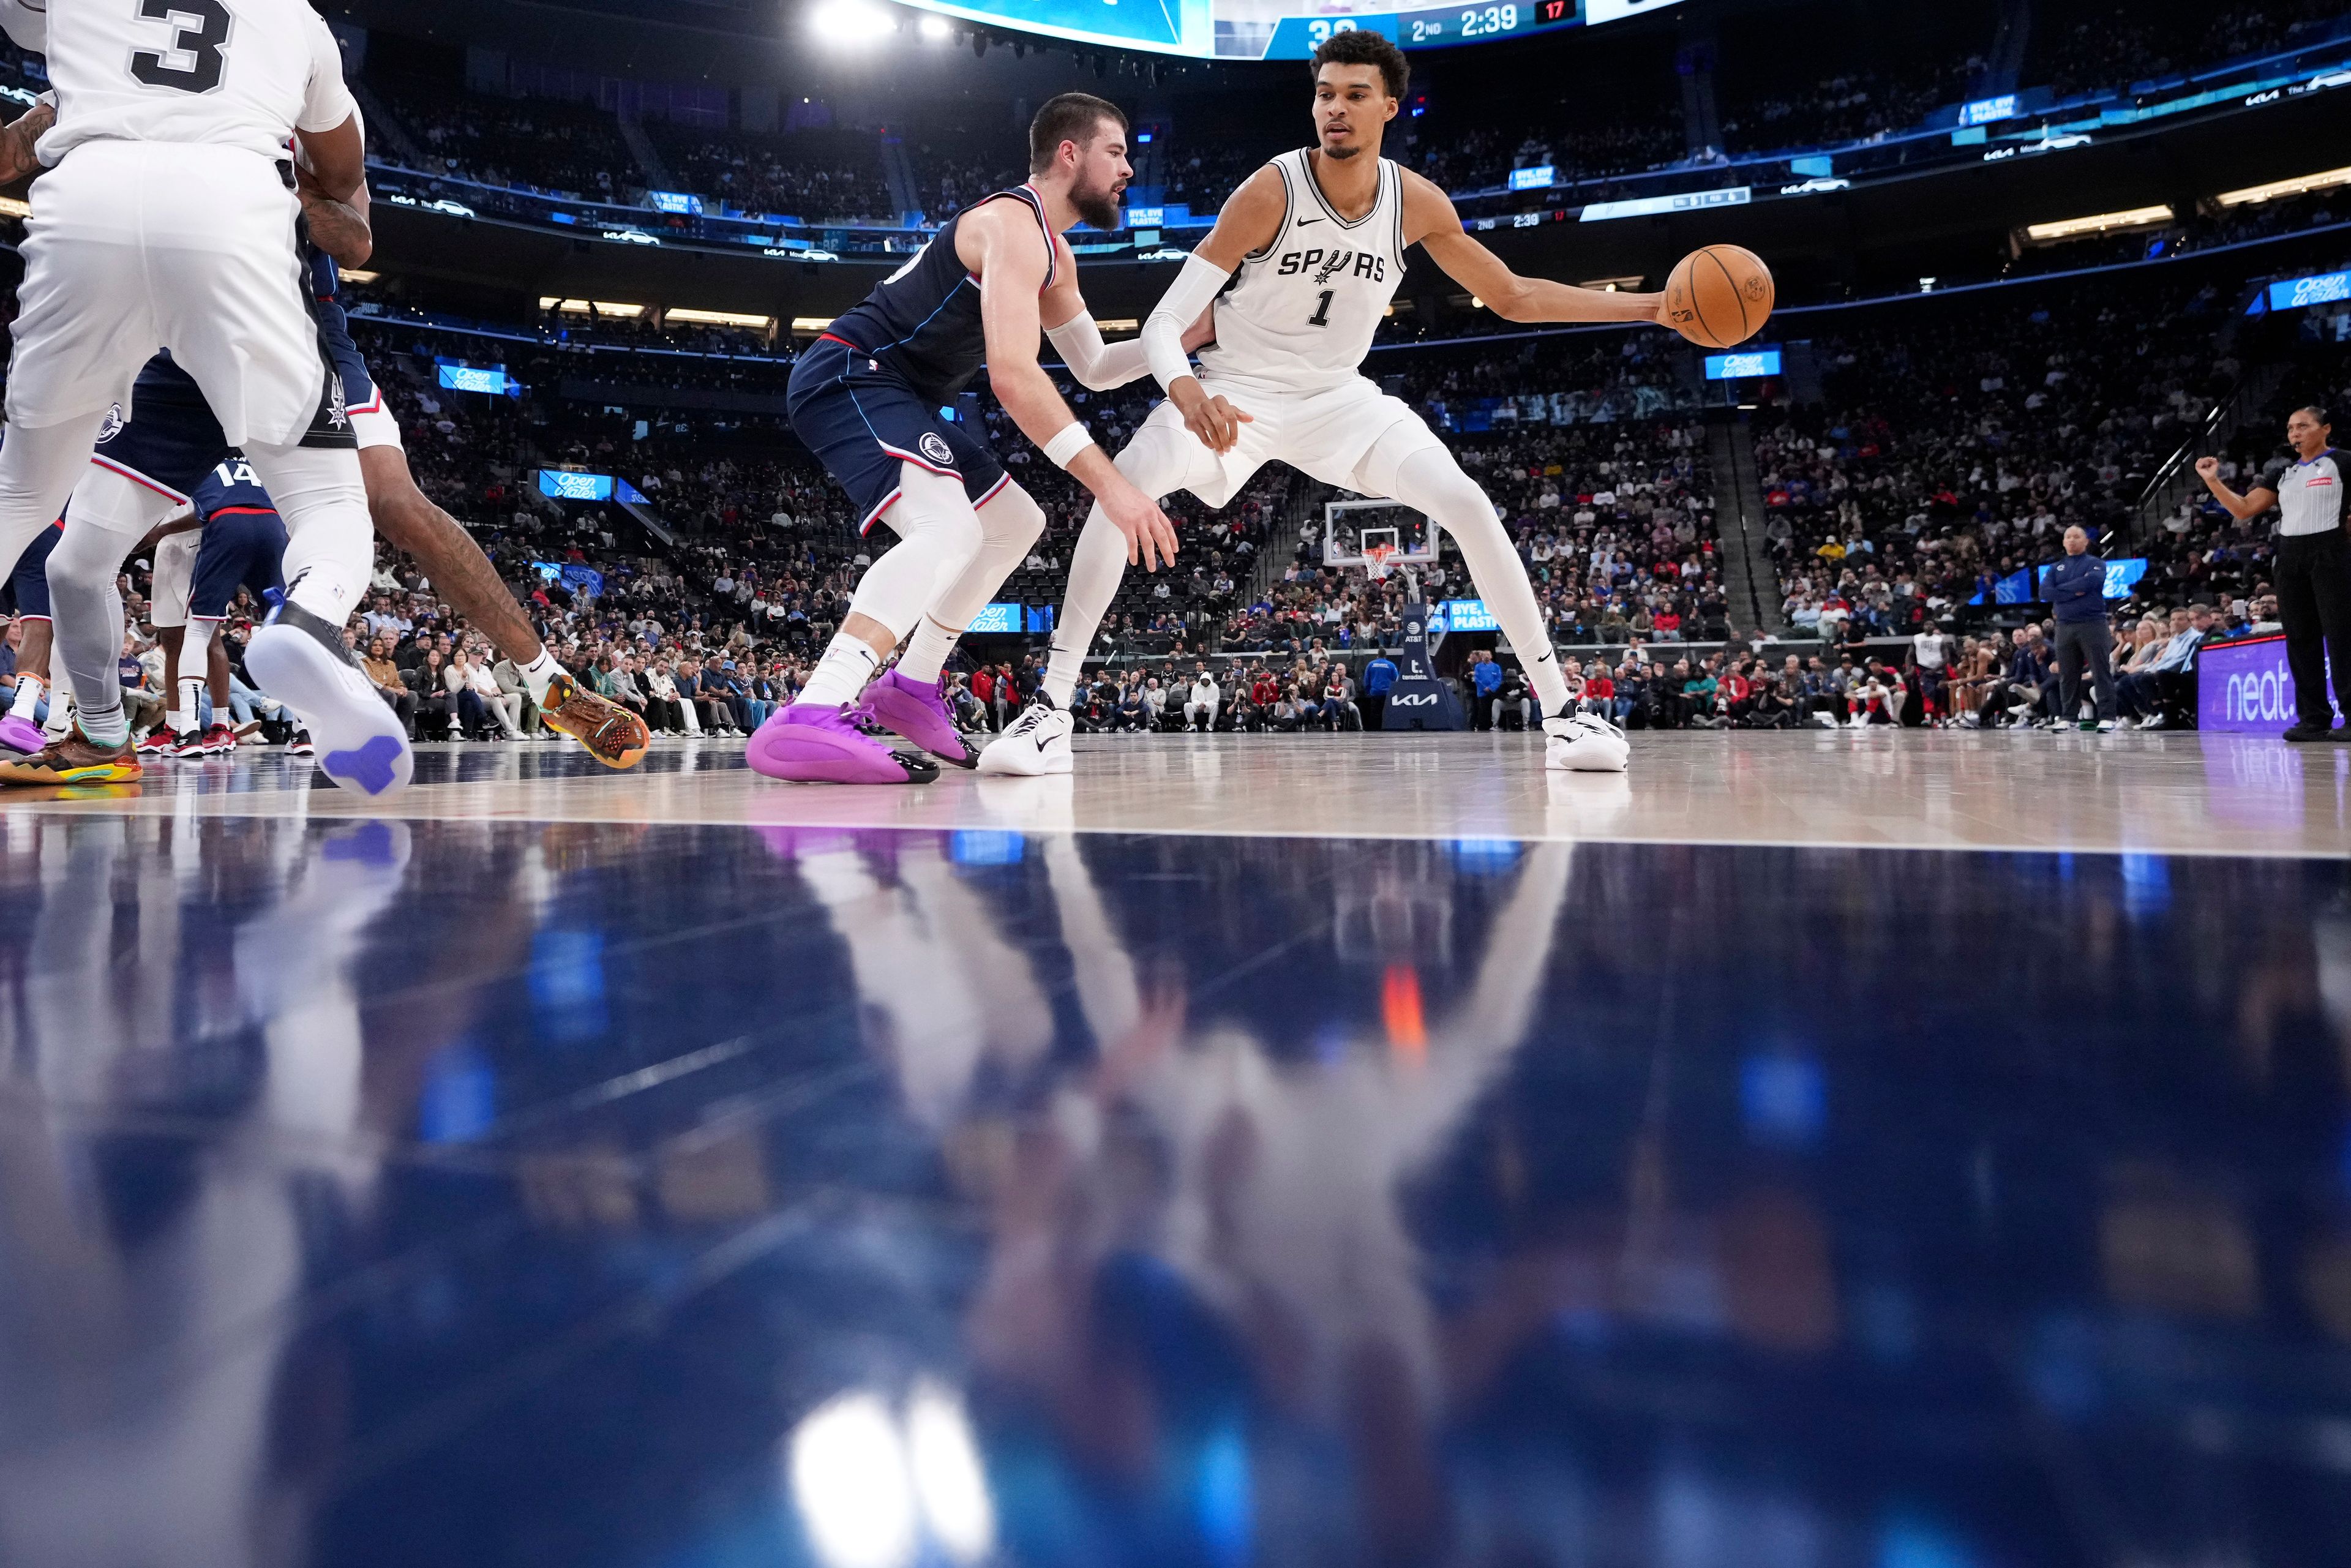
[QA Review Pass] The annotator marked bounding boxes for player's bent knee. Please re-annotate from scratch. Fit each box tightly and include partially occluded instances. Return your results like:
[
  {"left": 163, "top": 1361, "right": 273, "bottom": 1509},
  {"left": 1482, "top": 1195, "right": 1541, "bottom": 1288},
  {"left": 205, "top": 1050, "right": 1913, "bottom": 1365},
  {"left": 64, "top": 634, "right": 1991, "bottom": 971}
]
[{"left": 978, "top": 482, "right": 1047, "bottom": 552}]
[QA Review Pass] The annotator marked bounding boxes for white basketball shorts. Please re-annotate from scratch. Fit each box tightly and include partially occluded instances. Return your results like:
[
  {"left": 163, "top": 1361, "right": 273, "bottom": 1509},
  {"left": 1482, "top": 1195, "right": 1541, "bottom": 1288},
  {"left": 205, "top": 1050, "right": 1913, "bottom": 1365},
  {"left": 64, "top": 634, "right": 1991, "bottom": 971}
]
[
  {"left": 7, "top": 141, "right": 345, "bottom": 449},
  {"left": 1120, "top": 373, "right": 1447, "bottom": 509}
]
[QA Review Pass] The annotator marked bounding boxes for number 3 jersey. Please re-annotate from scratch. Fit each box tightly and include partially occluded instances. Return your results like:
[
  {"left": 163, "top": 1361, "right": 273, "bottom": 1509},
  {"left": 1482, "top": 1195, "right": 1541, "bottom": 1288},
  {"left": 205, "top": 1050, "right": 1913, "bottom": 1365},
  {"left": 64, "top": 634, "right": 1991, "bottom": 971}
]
[
  {"left": 1195, "top": 149, "right": 1409, "bottom": 397},
  {"left": 37, "top": 0, "right": 356, "bottom": 168}
]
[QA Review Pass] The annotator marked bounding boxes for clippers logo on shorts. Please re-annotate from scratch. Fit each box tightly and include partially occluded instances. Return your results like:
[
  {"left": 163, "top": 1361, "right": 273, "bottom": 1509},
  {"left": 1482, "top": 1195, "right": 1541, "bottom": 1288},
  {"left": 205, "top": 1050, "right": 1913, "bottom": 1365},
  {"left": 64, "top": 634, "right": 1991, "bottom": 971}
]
[
  {"left": 1275, "top": 246, "right": 1389, "bottom": 287},
  {"left": 97, "top": 404, "right": 124, "bottom": 444},
  {"left": 918, "top": 432, "right": 955, "bottom": 468}
]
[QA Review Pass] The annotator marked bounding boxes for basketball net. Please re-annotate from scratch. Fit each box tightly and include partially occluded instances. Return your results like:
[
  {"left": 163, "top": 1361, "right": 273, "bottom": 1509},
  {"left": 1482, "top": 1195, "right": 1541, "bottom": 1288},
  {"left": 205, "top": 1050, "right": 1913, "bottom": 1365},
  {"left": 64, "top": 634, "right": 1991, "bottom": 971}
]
[{"left": 1365, "top": 544, "right": 1400, "bottom": 582}]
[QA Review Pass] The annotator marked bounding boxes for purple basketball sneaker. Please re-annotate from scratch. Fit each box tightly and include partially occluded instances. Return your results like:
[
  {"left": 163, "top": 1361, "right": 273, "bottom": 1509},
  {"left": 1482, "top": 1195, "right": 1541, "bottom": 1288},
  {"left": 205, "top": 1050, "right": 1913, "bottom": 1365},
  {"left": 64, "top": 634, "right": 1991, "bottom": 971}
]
[
  {"left": 748, "top": 703, "right": 940, "bottom": 785},
  {"left": 859, "top": 669, "right": 978, "bottom": 768}
]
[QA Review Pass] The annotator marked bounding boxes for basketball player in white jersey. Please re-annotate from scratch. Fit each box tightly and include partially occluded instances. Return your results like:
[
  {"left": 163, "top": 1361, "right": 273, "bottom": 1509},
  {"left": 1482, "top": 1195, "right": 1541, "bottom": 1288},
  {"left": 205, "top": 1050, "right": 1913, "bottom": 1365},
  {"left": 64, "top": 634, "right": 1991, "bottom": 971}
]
[
  {"left": 0, "top": 0, "right": 413, "bottom": 796},
  {"left": 983, "top": 30, "right": 1673, "bottom": 776}
]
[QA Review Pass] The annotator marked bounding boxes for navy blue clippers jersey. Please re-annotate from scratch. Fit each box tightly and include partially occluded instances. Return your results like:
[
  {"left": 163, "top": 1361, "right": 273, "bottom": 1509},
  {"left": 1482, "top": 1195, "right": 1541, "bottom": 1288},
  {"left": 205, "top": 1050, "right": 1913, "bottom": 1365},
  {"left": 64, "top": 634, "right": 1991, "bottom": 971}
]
[
  {"left": 192, "top": 456, "right": 276, "bottom": 524},
  {"left": 824, "top": 185, "right": 1057, "bottom": 404}
]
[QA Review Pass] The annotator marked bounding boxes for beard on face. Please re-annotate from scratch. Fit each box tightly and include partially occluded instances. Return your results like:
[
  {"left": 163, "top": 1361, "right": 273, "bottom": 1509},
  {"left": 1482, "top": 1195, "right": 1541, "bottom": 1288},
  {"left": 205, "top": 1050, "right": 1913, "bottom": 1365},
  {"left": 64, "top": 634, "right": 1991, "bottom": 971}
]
[
  {"left": 1323, "top": 141, "right": 1362, "bottom": 159},
  {"left": 1071, "top": 169, "right": 1124, "bottom": 232}
]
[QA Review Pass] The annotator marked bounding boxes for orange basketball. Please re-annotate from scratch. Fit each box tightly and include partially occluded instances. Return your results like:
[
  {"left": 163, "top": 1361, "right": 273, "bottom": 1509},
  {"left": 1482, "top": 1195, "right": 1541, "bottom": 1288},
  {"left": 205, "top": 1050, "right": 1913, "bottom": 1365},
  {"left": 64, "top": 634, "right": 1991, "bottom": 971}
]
[{"left": 1663, "top": 245, "right": 1775, "bottom": 349}]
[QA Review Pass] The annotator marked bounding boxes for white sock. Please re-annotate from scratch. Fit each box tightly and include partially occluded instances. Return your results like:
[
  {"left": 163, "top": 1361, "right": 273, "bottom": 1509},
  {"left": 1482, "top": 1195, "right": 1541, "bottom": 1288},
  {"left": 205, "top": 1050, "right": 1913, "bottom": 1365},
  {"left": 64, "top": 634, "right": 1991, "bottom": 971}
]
[
  {"left": 521, "top": 647, "right": 561, "bottom": 704},
  {"left": 797, "top": 636, "right": 879, "bottom": 709},
  {"left": 177, "top": 677, "right": 205, "bottom": 733},
  {"left": 9, "top": 672, "right": 41, "bottom": 721},
  {"left": 896, "top": 617, "right": 961, "bottom": 686},
  {"left": 244, "top": 440, "right": 373, "bottom": 628}
]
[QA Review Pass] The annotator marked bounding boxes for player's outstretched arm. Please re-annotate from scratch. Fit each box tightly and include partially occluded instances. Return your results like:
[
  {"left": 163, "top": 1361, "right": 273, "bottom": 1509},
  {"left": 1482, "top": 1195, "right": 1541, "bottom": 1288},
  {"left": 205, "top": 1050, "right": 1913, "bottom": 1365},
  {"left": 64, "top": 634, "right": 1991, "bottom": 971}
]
[
  {"left": 1404, "top": 171, "right": 1665, "bottom": 325},
  {"left": 2193, "top": 456, "right": 2277, "bottom": 520},
  {"left": 1142, "top": 167, "right": 1288, "bottom": 454},
  {"left": 965, "top": 202, "right": 1182, "bottom": 571},
  {"left": 1043, "top": 291, "right": 1215, "bottom": 393}
]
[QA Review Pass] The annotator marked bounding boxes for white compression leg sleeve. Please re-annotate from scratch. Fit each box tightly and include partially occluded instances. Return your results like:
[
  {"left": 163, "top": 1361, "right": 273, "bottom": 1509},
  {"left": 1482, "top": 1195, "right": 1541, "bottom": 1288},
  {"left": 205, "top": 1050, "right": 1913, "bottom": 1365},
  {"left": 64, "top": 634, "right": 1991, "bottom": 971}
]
[
  {"left": 0, "top": 416, "right": 108, "bottom": 588},
  {"left": 899, "top": 481, "right": 1048, "bottom": 685},
  {"left": 847, "top": 463, "right": 986, "bottom": 645},
  {"left": 50, "top": 459, "right": 184, "bottom": 744},
  {"left": 242, "top": 441, "right": 375, "bottom": 629},
  {"left": 47, "top": 511, "right": 139, "bottom": 743},
  {"left": 800, "top": 464, "right": 985, "bottom": 708},
  {"left": 1041, "top": 422, "right": 1210, "bottom": 708},
  {"left": 1384, "top": 445, "right": 1570, "bottom": 716}
]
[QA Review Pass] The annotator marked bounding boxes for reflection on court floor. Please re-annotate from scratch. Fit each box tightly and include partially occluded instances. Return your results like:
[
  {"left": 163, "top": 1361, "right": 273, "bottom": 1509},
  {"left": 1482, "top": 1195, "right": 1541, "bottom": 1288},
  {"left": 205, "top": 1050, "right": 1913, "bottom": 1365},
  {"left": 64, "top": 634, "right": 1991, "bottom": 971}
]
[{"left": 0, "top": 754, "right": 2345, "bottom": 1566}]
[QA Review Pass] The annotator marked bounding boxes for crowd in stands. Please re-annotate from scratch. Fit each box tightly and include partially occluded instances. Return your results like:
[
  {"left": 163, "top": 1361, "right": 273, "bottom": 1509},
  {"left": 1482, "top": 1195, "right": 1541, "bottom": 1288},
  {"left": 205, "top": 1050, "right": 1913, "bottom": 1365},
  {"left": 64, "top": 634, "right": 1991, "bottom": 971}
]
[
  {"left": 2030, "top": 0, "right": 2350, "bottom": 99},
  {"left": 376, "top": 80, "right": 636, "bottom": 201},
  {"left": 642, "top": 124, "right": 896, "bottom": 222}
]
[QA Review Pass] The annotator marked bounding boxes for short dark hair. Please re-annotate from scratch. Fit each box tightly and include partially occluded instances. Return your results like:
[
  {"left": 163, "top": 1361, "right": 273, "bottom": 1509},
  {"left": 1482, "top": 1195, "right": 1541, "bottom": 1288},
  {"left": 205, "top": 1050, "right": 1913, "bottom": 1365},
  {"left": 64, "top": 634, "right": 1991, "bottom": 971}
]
[
  {"left": 2292, "top": 403, "right": 2333, "bottom": 425},
  {"left": 1311, "top": 29, "right": 1409, "bottom": 99},
  {"left": 1029, "top": 92, "right": 1128, "bottom": 174}
]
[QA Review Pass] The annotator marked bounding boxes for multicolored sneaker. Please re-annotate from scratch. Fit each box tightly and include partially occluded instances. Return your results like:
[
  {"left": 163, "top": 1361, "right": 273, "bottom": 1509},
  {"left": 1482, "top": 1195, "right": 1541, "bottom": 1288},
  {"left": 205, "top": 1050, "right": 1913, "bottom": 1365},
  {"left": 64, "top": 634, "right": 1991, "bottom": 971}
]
[
  {"left": 0, "top": 724, "right": 143, "bottom": 786},
  {"left": 137, "top": 729, "right": 176, "bottom": 757},
  {"left": 747, "top": 703, "right": 940, "bottom": 785},
  {"left": 0, "top": 715, "right": 43, "bottom": 756},
  {"left": 859, "top": 669, "right": 978, "bottom": 768},
  {"left": 539, "top": 670, "right": 650, "bottom": 770}
]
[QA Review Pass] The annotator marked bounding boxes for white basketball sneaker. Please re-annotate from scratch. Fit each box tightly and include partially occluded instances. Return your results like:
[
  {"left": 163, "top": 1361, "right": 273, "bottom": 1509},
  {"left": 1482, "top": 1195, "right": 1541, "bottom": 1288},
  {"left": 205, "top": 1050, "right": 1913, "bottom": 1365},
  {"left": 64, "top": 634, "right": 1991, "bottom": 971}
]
[
  {"left": 977, "top": 696, "right": 1074, "bottom": 776},
  {"left": 1545, "top": 710, "right": 1630, "bottom": 773}
]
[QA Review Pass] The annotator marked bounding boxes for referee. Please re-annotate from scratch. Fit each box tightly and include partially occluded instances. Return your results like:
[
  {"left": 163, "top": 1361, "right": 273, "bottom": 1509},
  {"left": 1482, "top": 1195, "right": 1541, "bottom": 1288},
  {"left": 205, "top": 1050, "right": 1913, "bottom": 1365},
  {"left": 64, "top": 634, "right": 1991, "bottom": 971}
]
[{"left": 2198, "top": 407, "right": 2349, "bottom": 741}]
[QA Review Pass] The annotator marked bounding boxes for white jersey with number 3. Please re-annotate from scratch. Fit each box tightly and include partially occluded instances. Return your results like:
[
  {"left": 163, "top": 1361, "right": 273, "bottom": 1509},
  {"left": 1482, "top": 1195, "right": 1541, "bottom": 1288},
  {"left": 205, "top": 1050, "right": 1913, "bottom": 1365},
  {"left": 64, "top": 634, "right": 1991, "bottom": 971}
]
[
  {"left": 1196, "top": 149, "right": 1409, "bottom": 396},
  {"left": 41, "top": 0, "right": 355, "bottom": 168}
]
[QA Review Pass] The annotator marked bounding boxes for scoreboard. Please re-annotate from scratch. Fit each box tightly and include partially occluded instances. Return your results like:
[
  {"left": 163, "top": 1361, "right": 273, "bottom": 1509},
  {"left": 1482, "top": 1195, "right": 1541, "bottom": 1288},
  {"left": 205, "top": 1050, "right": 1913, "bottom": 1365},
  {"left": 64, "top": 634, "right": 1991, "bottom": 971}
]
[{"left": 891, "top": 0, "right": 1678, "bottom": 61}]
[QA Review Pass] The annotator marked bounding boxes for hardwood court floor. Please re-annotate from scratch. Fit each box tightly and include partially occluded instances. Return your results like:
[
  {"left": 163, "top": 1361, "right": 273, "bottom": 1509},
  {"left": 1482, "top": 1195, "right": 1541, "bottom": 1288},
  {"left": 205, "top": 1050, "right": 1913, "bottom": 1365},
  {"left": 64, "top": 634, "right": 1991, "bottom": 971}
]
[
  {"left": 12, "top": 728, "right": 2351, "bottom": 857},
  {"left": 2, "top": 730, "right": 2347, "bottom": 1568}
]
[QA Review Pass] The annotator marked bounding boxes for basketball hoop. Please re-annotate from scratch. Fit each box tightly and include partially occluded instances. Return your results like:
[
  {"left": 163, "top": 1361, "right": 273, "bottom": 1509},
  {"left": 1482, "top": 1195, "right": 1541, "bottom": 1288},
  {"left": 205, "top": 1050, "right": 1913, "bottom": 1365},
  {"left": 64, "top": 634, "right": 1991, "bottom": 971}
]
[{"left": 1365, "top": 544, "right": 1400, "bottom": 582}]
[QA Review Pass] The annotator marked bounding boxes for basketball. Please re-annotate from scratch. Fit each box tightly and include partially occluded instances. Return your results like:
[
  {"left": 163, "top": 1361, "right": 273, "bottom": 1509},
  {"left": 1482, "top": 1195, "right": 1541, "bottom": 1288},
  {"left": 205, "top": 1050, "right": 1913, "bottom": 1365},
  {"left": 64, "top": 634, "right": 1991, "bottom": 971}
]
[{"left": 1663, "top": 245, "right": 1776, "bottom": 349}]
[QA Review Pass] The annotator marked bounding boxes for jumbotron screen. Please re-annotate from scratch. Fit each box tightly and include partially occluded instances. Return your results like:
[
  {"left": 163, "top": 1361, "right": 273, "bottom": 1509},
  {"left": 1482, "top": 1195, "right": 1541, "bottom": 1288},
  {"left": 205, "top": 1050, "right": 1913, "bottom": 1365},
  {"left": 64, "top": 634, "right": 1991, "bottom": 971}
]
[{"left": 896, "top": 0, "right": 1679, "bottom": 59}]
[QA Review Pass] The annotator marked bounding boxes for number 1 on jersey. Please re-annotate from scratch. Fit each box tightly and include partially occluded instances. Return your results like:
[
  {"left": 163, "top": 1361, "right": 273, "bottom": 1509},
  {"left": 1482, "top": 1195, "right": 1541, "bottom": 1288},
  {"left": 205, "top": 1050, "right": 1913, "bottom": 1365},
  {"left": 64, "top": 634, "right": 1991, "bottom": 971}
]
[{"left": 1307, "top": 290, "right": 1334, "bottom": 328}]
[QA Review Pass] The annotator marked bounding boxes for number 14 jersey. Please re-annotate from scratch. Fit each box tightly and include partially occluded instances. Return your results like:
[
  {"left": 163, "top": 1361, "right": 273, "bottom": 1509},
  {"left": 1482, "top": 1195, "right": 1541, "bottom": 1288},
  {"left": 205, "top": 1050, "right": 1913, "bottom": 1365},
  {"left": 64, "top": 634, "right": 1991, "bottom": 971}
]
[{"left": 1195, "top": 149, "right": 1409, "bottom": 397}]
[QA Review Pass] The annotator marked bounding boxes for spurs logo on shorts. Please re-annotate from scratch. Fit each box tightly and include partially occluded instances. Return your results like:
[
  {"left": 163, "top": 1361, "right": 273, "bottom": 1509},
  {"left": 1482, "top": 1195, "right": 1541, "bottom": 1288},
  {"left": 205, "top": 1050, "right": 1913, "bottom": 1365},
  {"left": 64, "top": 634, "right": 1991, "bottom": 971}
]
[
  {"left": 327, "top": 372, "right": 350, "bottom": 430},
  {"left": 919, "top": 432, "right": 955, "bottom": 468}
]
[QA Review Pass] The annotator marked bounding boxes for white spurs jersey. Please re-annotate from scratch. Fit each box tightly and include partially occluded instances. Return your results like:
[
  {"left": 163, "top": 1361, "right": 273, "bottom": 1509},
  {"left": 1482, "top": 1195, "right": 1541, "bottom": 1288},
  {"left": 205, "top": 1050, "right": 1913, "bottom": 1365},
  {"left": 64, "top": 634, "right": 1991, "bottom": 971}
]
[
  {"left": 1196, "top": 148, "right": 1408, "bottom": 394},
  {"left": 39, "top": 0, "right": 356, "bottom": 168}
]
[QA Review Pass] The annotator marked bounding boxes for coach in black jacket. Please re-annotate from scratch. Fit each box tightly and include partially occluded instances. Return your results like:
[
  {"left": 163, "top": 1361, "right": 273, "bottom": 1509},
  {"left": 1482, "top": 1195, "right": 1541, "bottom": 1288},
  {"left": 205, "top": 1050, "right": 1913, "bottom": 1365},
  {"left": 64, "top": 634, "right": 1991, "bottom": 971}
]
[{"left": 2046, "top": 527, "right": 2118, "bottom": 729}]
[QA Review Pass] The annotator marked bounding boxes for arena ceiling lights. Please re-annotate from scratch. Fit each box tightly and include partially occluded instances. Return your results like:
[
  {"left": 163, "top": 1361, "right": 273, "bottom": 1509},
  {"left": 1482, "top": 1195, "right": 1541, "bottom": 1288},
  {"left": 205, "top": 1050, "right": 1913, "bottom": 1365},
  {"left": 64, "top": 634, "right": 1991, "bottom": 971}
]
[
  {"left": 875, "top": 0, "right": 1680, "bottom": 62},
  {"left": 665, "top": 308, "right": 778, "bottom": 329},
  {"left": 2020, "top": 205, "right": 2174, "bottom": 244},
  {"left": 2214, "top": 165, "right": 2351, "bottom": 207}
]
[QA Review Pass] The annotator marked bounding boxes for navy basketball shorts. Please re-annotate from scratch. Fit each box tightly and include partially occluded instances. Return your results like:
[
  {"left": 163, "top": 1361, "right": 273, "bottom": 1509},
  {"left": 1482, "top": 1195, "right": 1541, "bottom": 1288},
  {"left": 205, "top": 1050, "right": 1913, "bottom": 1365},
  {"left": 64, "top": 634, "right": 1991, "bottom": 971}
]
[
  {"left": 317, "top": 313, "right": 402, "bottom": 453},
  {"left": 786, "top": 335, "right": 1008, "bottom": 535},
  {"left": 187, "top": 508, "right": 288, "bottom": 621},
  {"left": 92, "top": 358, "right": 233, "bottom": 505},
  {"left": 4, "top": 522, "right": 61, "bottom": 620}
]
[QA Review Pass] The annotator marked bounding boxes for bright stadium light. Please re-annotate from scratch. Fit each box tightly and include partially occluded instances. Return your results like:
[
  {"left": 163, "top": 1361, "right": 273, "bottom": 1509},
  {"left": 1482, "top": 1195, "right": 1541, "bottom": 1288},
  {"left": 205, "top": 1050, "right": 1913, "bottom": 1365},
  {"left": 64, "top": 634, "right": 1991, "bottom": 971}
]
[
  {"left": 2022, "top": 204, "right": 2172, "bottom": 242},
  {"left": 811, "top": 0, "right": 898, "bottom": 44},
  {"left": 2214, "top": 165, "right": 2351, "bottom": 206},
  {"left": 919, "top": 15, "right": 950, "bottom": 39}
]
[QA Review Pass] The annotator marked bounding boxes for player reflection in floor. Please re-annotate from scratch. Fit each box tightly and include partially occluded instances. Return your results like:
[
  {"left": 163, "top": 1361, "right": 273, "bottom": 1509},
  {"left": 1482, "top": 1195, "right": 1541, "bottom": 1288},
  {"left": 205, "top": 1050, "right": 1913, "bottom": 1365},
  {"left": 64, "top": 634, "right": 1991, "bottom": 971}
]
[
  {"left": 779, "top": 822, "right": 1577, "bottom": 1561},
  {"left": 0, "top": 812, "right": 555, "bottom": 1568}
]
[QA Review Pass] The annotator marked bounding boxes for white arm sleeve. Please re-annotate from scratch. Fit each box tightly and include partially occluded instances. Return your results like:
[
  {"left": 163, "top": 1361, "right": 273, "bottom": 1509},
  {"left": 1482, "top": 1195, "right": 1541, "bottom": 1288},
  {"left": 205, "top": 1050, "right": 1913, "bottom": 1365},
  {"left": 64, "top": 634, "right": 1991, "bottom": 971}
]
[
  {"left": 1144, "top": 253, "right": 1233, "bottom": 396},
  {"left": 1043, "top": 312, "right": 1152, "bottom": 392}
]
